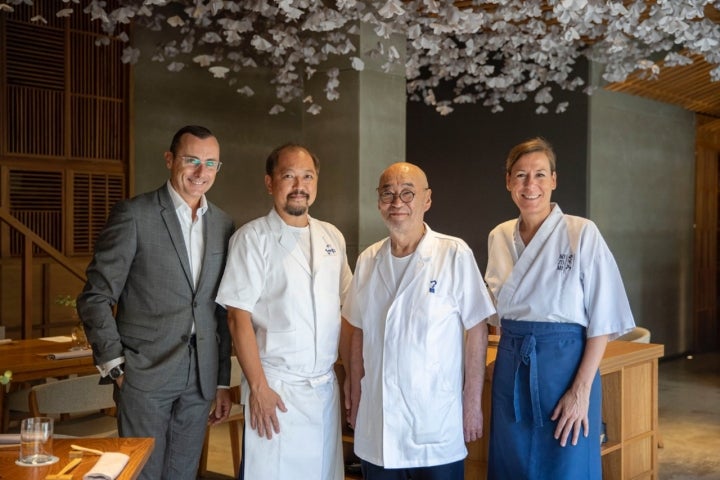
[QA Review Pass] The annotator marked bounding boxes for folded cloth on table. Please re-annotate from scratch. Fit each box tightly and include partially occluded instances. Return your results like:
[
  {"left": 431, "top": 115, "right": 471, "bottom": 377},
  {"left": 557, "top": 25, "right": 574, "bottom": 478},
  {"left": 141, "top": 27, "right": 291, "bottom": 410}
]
[
  {"left": 39, "top": 335, "right": 74, "bottom": 342},
  {"left": 83, "top": 452, "right": 130, "bottom": 480},
  {"left": 0, "top": 434, "right": 21, "bottom": 444},
  {"left": 44, "top": 349, "right": 93, "bottom": 360}
]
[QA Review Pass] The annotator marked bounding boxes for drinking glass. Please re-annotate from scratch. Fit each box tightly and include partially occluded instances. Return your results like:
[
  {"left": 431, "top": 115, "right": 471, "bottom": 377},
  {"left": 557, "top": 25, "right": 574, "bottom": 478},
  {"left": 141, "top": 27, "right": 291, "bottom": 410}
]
[{"left": 18, "top": 417, "right": 54, "bottom": 465}]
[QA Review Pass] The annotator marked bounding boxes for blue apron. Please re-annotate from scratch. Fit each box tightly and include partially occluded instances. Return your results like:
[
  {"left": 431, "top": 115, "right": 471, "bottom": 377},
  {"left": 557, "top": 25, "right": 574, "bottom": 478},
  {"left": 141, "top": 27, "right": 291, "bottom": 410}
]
[{"left": 488, "top": 320, "right": 602, "bottom": 480}]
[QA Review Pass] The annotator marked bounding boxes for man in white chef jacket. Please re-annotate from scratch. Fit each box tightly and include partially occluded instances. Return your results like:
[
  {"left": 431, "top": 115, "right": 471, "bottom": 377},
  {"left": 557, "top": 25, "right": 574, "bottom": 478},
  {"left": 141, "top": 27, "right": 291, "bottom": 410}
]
[
  {"left": 341, "top": 162, "right": 496, "bottom": 480},
  {"left": 216, "top": 143, "right": 352, "bottom": 480}
]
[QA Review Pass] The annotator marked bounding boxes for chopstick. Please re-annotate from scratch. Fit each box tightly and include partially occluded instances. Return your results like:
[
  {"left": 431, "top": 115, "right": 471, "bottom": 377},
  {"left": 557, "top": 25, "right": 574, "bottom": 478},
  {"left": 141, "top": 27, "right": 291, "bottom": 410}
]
[{"left": 70, "top": 444, "right": 104, "bottom": 455}]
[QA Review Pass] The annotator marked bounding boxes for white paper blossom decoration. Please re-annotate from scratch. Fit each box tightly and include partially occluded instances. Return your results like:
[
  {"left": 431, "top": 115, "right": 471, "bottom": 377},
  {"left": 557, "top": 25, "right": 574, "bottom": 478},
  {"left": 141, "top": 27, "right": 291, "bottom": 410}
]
[
  {"left": 237, "top": 86, "right": 255, "bottom": 97},
  {"left": 208, "top": 66, "right": 229, "bottom": 78},
  {"left": 121, "top": 47, "right": 141, "bottom": 64},
  {"left": 3, "top": 0, "right": 720, "bottom": 115}
]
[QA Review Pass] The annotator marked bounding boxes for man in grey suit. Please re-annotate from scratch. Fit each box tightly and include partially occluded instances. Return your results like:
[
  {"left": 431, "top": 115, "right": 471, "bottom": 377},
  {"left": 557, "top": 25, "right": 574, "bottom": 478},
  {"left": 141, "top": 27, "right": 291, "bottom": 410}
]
[{"left": 77, "top": 125, "right": 235, "bottom": 480}]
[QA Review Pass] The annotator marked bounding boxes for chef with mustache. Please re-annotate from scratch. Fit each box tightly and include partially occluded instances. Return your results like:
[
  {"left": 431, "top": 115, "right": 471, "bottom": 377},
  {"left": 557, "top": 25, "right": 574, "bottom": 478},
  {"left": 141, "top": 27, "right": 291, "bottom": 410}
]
[{"left": 216, "top": 143, "right": 352, "bottom": 480}]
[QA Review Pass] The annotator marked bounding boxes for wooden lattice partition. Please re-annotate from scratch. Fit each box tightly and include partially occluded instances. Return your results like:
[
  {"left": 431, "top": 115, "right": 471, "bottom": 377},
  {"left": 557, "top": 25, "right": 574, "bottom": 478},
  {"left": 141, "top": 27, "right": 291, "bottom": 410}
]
[{"left": 0, "top": 1, "right": 131, "bottom": 337}]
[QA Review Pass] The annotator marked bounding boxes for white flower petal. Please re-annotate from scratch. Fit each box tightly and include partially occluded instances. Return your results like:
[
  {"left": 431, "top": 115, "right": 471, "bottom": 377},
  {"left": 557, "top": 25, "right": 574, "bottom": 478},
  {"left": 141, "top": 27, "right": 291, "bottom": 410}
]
[
  {"left": 121, "top": 47, "right": 140, "bottom": 64},
  {"left": 166, "top": 15, "right": 184, "bottom": 27},
  {"left": 209, "top": 66, "right": 230, "bottom": 78},
  {"left": 193, "top": 55, "right": 215, "bottom": 67},
  {"left": 250, "top": 35, "right": 273, "bottom": 52},
  {"left": 269, "top": 105, "right": 285, "bottom": 115},
  {"left": 351, "top": 57, "right": 365, "bottom": 71},
  {"left": 378, "top": 0, "right": 404, "bottom": 19}
]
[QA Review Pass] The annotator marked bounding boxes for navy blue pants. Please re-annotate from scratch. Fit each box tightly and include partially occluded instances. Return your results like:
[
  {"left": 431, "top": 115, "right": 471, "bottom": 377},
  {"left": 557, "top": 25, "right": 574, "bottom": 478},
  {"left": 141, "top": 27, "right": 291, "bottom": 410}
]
[
  {"left": 488, "top": 320, "right": 602, "bottom": 480},
  {"left": 361, "top": 459, "right": 464, "bottom": 480}
]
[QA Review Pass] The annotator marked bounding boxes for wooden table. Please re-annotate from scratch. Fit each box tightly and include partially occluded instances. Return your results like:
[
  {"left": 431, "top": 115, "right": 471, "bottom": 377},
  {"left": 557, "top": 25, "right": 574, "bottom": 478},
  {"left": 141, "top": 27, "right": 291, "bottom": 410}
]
[
  {"left": 0, "top": 338, "right": 97, "bottom": 431},
  {"left": 0, "top": 437, "right": 154, "bottom": 480}
]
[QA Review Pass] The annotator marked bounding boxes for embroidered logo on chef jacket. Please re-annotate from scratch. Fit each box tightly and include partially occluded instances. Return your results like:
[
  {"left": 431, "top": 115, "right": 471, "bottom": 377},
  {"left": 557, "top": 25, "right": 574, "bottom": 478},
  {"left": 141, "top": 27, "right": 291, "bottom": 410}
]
[
  {"left": 429, "top": 280, "right": 437, "bottom": 293},
  {"left": 324, "top": 244, "right": 337, "bottom": 255},
  {"left": 557, "top": 253, "right": 574, "bottom": 272}
]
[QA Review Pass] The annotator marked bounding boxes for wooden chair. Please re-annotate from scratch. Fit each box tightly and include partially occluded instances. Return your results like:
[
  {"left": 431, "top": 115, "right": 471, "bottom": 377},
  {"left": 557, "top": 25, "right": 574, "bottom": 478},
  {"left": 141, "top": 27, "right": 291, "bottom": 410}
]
[
  {"left": 7, "top": 374, "right": 117, "bottom": 438},
  {"left": 198, "top": 357, "right": 244, "bottom": 477},
  {"left": 615, "top": 326, "right": 651, "bottom": 343}
]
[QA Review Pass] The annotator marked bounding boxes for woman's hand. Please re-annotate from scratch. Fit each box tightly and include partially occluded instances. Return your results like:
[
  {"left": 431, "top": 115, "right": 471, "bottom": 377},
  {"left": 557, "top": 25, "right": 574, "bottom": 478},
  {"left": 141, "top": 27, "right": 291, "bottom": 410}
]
[
  {"left": 551, "top": 335, "right": 609, "bottom": 446},
  {"left": 551, "top": 383, "right": 591, "bottom": 446}
]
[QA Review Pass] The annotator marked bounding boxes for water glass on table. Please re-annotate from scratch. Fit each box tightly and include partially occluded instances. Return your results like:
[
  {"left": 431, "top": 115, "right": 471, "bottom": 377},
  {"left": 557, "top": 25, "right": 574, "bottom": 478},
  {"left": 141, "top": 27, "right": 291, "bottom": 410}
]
[{"left": 18, "top": 417, "right": 54, "bottom": 465}]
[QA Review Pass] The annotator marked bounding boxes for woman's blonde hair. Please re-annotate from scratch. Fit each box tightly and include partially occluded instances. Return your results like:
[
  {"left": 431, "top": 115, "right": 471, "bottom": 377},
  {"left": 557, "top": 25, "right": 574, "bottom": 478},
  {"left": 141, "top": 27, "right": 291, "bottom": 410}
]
[{"left": 505, "top": 137, "right": 556, "bottom": 174}]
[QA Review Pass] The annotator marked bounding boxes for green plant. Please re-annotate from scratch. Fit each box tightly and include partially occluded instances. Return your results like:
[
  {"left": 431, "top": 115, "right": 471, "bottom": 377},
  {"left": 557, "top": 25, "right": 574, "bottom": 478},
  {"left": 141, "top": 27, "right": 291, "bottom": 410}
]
[
  {"left": 56, "top": 295, "right": 77, "bottom": 309},
  {"left": 0, "top": 370, "right": 11, "bottom": 385}
]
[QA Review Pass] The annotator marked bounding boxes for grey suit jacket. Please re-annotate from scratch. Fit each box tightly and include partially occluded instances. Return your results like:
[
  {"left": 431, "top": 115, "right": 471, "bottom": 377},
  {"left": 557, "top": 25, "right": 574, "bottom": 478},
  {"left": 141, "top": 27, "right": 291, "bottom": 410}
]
[{"left": 77, "top": 184, "right": 234, "bottom": 398}]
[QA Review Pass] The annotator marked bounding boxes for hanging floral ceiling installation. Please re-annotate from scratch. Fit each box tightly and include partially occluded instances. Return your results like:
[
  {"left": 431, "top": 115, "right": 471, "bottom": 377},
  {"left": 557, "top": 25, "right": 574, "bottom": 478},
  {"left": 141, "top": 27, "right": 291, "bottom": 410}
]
[{"left": 2, "top": 0, "right": 720, "bottom": 115}]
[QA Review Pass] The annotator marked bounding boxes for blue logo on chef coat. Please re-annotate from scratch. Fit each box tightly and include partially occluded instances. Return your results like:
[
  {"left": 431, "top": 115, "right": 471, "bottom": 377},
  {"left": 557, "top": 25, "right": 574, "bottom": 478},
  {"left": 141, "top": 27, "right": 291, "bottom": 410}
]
[
  {"left": 429, "top": 280, "right": 437, "bottom": 293},
  {"left": 325, "top": 244, "right": 337, "bottom": 255},
  {"left": 557, "top": 253, "right": 574, "bottom": 272}
]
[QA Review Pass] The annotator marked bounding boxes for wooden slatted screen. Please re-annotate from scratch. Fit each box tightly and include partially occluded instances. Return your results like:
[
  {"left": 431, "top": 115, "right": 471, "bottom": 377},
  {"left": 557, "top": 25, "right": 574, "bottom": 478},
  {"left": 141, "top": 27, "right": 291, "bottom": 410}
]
[
  {"left": 70, "top": 30, "right": 128, "bottom": 161},
  {"left": 1, "top": 0, "right": 130, "bottom": 257},
  {"left": 8, "top": 170, "right": 63, "bottom": 254},
  {"left": 5, "top": 86, "right": 64, "bottom": 156},
  {"left": 5, "top": 21, "right": 64, "bottom": 156},
  {"left": 72, "top": 172, "right": 125, "bottom": 255},
  {"left": 1, "top": 0, "right": 130, "bottom": 339}
]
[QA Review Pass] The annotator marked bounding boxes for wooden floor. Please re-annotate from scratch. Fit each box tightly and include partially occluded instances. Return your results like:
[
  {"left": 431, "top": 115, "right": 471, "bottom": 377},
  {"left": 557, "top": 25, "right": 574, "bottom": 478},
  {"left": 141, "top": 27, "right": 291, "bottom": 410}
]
[{"left": 199, "top": 422, "right": 236, "bottom": 479}]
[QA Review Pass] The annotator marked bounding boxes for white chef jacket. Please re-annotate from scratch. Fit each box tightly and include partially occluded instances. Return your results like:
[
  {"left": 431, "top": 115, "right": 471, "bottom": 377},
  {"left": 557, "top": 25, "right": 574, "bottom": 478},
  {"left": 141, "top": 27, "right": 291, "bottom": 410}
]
[
  {"left": 217, "top": 208, "right": 352, "bottom": 381},
  {"left": 342, "top": 225, "right": 495, "bottom": 468},
  {"left": 485, "top": 203, "right": 635, "bottom": 339},
  {"left": 216, "top": 209, "right": 352, "bottom": 480}
]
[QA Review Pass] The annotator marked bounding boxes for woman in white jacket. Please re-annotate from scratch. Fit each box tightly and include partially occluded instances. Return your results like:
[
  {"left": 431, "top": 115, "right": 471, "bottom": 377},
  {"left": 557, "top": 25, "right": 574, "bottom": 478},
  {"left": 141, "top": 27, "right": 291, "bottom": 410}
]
[{"left": 485, "top": 137, "right": 635, "bottom": 479}]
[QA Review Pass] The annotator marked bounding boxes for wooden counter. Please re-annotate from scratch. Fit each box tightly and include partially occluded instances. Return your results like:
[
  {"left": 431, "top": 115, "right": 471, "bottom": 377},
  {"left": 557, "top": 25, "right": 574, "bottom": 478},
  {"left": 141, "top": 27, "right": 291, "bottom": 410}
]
[{"left": 466, "top": 338, "right": 664, "bottom": 480}]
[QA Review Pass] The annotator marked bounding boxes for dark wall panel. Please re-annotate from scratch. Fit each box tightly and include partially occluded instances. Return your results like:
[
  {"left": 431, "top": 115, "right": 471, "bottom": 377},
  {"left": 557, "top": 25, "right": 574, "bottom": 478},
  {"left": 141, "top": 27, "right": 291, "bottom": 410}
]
[{"left": 406, "top": 74, "right": 589, "bottom": 270}]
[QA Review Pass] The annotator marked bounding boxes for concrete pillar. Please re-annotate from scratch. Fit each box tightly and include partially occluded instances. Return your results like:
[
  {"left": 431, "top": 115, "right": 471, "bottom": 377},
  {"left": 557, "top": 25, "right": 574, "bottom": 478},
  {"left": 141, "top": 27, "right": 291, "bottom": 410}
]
[{"left": 304, "top": 22, "right": 406, "bottom": 264}]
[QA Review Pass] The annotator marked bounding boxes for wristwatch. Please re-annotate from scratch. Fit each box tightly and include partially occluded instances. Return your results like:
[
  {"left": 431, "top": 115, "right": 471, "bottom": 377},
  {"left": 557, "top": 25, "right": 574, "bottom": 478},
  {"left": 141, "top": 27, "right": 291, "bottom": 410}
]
[{"left": 108, "top": 364, "right": 124, "bottom": 380}]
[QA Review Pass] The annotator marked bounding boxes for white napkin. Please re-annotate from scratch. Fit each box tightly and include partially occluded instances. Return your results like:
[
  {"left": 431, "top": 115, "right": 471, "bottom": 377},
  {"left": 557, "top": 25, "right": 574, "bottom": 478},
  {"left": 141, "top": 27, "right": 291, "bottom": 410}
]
[
  {"left": 44, "top": 349, "right": 92, "bottom": 360},
  {"left": 39, "top": 335, "right": 74, "bottom": 342},
  {"left": 0, "top": 433, "right": 21, "bottom": 444},
  {"left": 83, "top": 452, "right": 130, "bottom": 480}
]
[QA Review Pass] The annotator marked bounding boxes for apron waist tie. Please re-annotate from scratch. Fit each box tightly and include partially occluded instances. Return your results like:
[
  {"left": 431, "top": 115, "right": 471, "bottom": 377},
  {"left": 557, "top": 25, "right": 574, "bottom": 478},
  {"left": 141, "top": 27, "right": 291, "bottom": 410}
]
[
  {"left": 513, "top": 334, "right": 543, "bottom": 428},
  {"left": 263, "top": 365, "right": 334, "bottom": 387}
]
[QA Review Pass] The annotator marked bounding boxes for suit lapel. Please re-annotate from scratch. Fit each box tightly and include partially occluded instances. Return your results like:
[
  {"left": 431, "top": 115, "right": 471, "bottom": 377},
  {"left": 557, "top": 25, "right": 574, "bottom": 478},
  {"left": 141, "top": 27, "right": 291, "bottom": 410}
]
[
  {"left": 158, "top": 187, "right": 195, "bottom": 291},
  {"left": 196, "top": 205, "right": 221, "bottom": 293}
]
